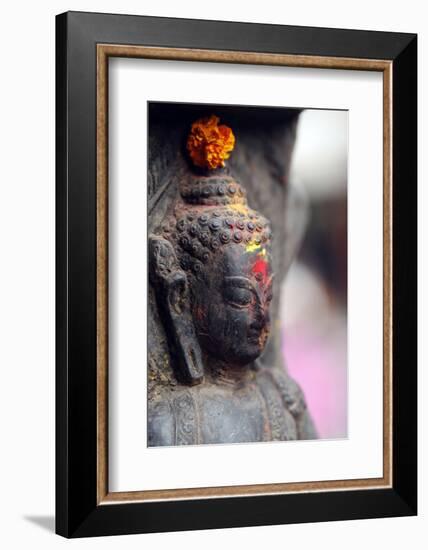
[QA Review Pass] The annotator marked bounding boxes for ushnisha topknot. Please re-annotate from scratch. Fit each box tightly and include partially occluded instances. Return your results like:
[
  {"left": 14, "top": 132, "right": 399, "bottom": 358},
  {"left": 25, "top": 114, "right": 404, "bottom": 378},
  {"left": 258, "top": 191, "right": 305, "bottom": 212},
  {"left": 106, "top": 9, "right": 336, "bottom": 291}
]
[
  {"left": 178, "top": 173, "right": 247, "bottom": 207},
  {"left": 157, "top": 116, "right": 272, "bottom": 279}
]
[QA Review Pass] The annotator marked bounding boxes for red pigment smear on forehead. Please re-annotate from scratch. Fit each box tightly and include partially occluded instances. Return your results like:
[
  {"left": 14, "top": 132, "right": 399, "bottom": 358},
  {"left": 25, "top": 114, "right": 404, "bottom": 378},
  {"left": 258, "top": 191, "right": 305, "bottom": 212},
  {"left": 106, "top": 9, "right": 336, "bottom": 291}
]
[{"left": 252, "top": 257, "right": 268, "bottom": 285}]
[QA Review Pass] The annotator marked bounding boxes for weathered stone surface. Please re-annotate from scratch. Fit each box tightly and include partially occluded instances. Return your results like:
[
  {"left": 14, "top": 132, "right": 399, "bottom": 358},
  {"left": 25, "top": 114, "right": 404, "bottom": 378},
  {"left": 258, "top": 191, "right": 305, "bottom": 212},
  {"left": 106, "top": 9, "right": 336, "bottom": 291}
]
[{"left": 147, "top": 104, "right": 316, "bottom": 445}]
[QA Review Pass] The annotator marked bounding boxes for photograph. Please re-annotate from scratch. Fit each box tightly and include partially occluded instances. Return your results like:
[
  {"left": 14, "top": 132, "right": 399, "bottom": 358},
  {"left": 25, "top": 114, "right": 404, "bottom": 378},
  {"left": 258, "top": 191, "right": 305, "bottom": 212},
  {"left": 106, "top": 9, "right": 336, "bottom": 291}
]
[
  {"left": 147, "top": 103, "right": 348, "bottom": 446},
  {"left": 0, "top": 1, "right": 421, "bottom": 547},
  {"left": 51, "top": 9, "right": 417, "bottom": 538}
]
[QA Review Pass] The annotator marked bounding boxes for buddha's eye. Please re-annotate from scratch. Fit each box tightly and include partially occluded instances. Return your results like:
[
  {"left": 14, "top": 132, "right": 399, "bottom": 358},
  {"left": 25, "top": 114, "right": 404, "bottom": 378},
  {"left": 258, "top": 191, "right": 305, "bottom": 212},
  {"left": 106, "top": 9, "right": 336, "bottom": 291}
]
[
  {"left": 265, "top": 292, "right": 273, "bottom": 304},
  {"left": 224, "top": 287, "right": 253, "bottom": 308}
]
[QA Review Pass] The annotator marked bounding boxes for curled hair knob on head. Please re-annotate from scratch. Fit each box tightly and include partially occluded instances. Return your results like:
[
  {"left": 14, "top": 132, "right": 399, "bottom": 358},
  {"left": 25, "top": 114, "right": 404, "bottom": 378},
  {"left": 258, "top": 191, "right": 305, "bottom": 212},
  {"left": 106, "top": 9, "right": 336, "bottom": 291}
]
[{"left": 156, "top": 115, "right": 273, "bottom": 275}]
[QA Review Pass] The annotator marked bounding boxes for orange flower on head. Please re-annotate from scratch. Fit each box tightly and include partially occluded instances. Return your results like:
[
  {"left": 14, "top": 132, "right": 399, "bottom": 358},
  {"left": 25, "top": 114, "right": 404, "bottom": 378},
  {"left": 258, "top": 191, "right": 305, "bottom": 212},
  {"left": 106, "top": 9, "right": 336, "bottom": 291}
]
[{"left": 187, "top": 115, "right": 235, "bottom": 170}]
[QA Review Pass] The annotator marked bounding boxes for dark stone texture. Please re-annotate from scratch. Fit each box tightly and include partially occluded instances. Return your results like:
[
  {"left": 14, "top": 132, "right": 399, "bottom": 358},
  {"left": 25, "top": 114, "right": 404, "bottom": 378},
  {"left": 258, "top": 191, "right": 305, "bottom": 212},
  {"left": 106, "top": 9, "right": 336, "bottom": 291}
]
[{"left": 147, "top": 103, "right": 316, "bottom": 445}]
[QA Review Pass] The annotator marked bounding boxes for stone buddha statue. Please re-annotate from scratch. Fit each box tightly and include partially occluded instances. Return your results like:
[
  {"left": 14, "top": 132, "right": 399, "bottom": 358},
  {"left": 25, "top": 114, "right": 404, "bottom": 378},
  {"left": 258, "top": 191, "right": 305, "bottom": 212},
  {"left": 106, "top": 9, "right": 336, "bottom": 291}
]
[{"left": 148, "top": 114, "right": 316, "bottom": 446}]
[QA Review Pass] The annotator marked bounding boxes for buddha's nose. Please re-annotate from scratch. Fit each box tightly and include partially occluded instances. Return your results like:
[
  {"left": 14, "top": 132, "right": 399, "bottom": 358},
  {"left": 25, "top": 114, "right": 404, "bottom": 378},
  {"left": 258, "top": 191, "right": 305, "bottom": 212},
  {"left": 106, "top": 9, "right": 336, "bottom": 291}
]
[{"left": 251, "top": 300, "right": 270, "bottom": 331}]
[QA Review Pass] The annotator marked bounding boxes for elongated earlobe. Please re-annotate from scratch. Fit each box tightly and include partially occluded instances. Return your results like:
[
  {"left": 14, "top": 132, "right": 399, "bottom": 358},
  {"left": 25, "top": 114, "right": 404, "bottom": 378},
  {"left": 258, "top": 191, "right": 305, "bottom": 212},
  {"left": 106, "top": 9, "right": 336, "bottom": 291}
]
[{"left": 149, "top": 234, "right": 204, "bottom": 385}]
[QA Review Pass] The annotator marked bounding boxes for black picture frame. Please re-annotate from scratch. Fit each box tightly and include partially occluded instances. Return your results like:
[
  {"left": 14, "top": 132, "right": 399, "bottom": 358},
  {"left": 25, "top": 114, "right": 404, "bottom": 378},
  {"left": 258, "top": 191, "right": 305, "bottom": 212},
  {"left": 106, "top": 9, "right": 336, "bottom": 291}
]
[{"left": 56, "top": 10, "right": 417, "bottom": 538}]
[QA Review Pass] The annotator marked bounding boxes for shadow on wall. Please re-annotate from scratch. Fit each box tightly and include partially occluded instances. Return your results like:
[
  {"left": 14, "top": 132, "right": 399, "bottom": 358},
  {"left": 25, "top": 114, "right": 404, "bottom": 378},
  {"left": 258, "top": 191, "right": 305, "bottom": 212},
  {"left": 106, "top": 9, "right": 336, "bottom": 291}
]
[{"left": 23, "top": 516, "right": 55, "bottom": 533}]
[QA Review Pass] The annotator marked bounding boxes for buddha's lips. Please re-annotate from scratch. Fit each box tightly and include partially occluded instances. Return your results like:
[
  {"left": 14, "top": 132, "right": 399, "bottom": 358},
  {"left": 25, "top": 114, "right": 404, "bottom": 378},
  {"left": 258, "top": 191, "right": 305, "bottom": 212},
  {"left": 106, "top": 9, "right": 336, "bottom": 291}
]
[
  {"left": 258, "top": 327, "right": 269, "bottom": 349},
  {"left": 247, "top": 325, "right": 269, "bottom": 348}
]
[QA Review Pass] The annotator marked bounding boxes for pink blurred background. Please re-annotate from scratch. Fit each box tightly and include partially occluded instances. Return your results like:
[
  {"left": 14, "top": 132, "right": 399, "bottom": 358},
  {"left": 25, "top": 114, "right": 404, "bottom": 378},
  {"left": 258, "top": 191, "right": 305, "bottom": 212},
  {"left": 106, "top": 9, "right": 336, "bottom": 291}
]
[{"left": 281, "top": 109, "right": 348, "bottom": 439}]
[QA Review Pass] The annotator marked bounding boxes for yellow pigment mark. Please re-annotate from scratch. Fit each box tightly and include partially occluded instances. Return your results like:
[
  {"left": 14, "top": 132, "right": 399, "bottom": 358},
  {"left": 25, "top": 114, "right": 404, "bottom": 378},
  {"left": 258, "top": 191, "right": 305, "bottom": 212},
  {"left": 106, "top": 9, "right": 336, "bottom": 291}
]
[
  {"left": 229, "top": 203, "right": 249, "bottom": 215},
  {"left": 245, "top": 242, "right": 262, "bottom": 253}
]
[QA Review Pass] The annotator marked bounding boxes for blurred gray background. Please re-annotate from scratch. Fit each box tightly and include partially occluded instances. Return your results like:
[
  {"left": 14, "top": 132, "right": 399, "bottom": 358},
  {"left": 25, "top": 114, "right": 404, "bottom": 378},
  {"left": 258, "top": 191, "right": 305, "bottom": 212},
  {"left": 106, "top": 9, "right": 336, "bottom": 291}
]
[{"left": 281, "top": 109, "right": 348, "bottom": 439}]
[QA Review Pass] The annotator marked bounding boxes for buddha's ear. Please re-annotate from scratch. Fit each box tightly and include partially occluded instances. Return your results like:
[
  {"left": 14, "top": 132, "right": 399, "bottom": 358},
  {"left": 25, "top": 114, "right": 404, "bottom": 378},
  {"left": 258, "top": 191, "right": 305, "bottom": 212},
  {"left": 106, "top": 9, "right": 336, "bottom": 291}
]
[{"left": 149, "top": 234, "right": 204, "bottom": 385}]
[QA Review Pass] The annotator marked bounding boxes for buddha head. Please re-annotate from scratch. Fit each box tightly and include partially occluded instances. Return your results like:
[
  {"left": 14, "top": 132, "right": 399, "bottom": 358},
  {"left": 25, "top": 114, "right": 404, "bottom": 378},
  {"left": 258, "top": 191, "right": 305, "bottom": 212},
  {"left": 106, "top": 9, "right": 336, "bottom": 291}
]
[{"left": 149, "top": 116, "right": 274, "bottom": 384}]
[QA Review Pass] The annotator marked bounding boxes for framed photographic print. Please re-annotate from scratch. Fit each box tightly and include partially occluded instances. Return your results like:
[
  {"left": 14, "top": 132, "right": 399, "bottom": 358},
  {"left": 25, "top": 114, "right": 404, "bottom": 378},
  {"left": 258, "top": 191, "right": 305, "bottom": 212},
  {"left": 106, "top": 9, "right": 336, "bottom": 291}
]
[{"left": 56, "top": 11, "right": 417, "bottom": 538}]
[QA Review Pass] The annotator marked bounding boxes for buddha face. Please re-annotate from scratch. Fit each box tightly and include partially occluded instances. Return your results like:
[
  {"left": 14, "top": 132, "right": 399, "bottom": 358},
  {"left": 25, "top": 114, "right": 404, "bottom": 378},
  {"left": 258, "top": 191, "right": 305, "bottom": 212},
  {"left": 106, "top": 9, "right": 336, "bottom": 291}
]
[{"left": 191, "top": 243, "right": 273, "bottom": 366}]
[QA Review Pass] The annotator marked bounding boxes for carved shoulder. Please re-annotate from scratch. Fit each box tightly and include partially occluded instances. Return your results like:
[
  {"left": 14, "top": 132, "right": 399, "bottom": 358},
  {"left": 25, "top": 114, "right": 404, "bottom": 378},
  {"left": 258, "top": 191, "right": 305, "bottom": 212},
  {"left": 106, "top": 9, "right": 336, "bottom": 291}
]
[
  {"left": 259, "top": 366, "right": 318, "bottom": 440},
  {"left": 148, "top": 388, "right": 200, "bottom": 447}
]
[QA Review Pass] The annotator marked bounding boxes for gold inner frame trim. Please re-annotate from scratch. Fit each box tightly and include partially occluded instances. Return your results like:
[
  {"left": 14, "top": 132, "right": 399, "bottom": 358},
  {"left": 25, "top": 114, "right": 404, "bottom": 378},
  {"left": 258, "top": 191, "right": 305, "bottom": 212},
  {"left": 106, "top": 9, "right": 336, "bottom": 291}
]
[{"left": 96, "top": 43, "right": 393, "bottom": 505}]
